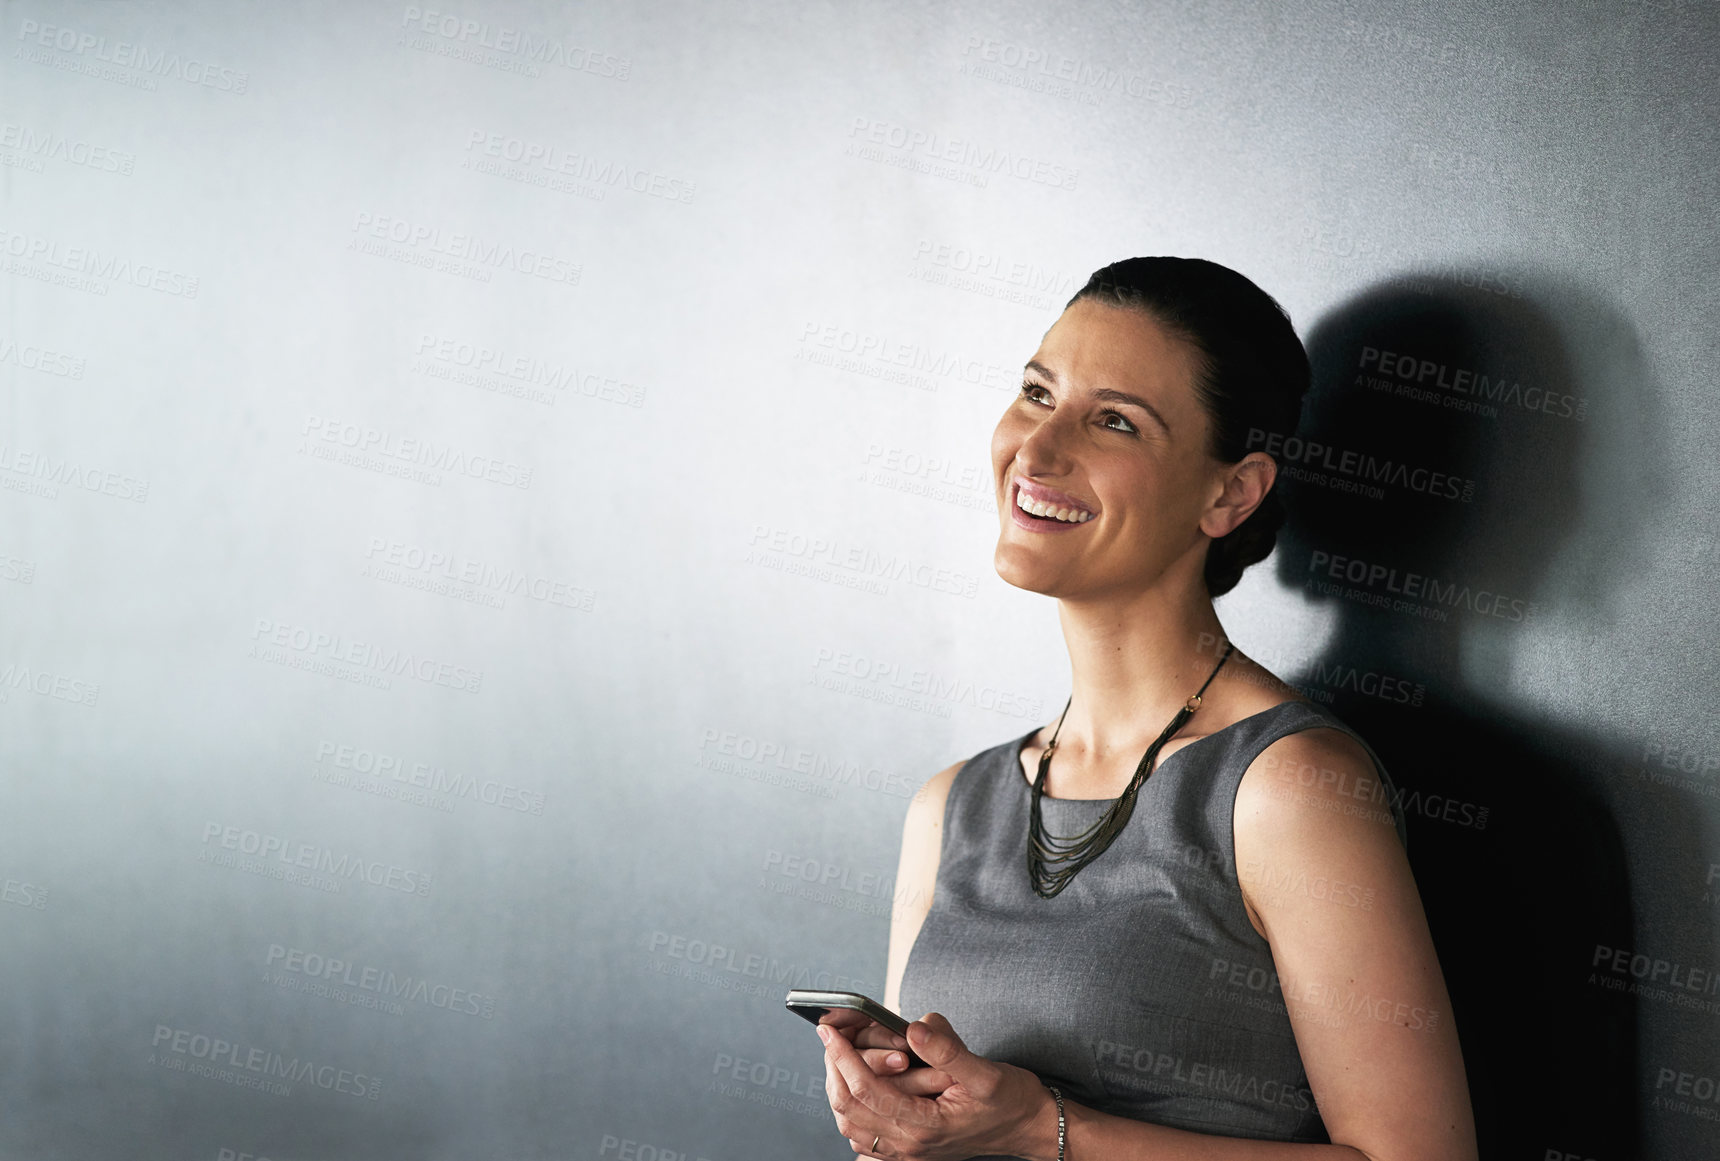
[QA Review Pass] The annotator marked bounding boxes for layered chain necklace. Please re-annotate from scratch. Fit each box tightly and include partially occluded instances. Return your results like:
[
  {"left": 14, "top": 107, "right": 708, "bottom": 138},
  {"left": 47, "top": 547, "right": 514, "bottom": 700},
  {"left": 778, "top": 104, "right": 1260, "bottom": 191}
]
[{"left": 1027, "top": 642, "right": 1235, "bottom": 898}]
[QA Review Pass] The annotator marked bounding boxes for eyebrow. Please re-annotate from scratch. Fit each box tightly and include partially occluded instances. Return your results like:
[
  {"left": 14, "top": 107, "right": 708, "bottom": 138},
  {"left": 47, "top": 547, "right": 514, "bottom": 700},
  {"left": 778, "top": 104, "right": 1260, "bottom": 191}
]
[{"left": 1024, "top": 360, "right": 1171, "bottom": 434}]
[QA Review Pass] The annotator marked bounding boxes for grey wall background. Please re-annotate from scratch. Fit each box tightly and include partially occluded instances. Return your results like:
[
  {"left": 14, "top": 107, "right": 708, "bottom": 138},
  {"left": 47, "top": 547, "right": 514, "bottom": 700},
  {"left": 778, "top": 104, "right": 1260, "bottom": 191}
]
[{"left": 2, "top": 0, "right": 1716, "bottom": 1158}]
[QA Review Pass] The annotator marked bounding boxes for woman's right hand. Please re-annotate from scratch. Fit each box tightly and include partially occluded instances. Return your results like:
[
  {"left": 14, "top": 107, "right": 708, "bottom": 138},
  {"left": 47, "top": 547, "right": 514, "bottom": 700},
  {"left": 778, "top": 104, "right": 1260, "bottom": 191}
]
[{"left": 814, "top": 1011, "right": 955, "bottom": 1096}]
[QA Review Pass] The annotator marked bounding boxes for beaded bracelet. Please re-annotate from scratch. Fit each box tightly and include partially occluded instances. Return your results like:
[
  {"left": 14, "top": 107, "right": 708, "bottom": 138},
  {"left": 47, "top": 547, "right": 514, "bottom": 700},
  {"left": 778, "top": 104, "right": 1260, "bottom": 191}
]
[{"left": 1043, "top": 1082, "right": 1066, "bottom": 1161}]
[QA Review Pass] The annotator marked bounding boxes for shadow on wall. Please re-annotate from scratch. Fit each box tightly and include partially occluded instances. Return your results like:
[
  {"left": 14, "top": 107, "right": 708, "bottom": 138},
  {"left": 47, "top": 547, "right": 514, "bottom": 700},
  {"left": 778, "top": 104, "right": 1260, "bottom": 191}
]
[{"left": 1273, "top": 272, "right": 1673, "bottom": 1157}]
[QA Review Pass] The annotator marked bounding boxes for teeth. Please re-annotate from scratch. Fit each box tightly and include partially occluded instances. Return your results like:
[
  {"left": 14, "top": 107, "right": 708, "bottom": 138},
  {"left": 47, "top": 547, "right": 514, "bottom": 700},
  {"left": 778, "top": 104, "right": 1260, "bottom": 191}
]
[{"left": 1016, "top": 488, "right": 1092, "bottom": 523}]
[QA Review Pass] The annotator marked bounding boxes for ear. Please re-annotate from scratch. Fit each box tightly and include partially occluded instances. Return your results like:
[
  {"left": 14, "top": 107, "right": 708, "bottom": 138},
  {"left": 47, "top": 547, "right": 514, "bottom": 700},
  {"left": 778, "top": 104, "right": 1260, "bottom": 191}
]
[{"left": 1199, "top": 452, "right": 1276, "bottom": 540}]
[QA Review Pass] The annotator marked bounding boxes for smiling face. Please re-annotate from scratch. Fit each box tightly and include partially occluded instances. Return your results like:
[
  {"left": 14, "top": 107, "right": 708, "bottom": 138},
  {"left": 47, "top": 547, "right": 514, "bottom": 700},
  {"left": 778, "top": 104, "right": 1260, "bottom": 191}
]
[{"left": 991, "top": 296, "right": 1264, "bottom": 600}]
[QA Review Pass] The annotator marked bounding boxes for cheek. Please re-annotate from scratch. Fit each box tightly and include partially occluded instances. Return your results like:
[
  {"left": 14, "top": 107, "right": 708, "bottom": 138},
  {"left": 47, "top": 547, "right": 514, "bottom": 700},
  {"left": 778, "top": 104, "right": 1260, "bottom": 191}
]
[{"left": 1107, "top": 462, "right": 1205, "bottom": 538}]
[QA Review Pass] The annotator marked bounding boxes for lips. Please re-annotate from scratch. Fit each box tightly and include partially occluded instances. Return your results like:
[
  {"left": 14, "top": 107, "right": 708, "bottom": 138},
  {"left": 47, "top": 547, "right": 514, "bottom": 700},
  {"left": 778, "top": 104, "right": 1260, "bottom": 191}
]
[{"left": 1011, "top": 478, "right": 1095, "bottom": 525}]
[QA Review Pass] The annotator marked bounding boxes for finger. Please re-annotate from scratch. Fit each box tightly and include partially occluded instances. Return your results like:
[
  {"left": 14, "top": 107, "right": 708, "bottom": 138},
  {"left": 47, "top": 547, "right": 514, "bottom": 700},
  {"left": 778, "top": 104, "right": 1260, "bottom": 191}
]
[
  {"left": 884, "top": 1066, "right": 958, "bottom": 1098},
  {"left": 858, "top": 1047, "right": 912, "bottom": 1075},
  {"left": 905, "top": 1011, "right": 980, "bottom": 1082},
  {"left": 825, "top": 1023, "right": 936, "bottom": 1128},
  {"left": 818, "top": 1009, "right": 874, "bottom": 1035},
  {"left": 821, "top": 1030, "right": 883, "bottom": 1146},
  {"left": 853, "top": 1025, "right": 911, "bottom": 1051}
]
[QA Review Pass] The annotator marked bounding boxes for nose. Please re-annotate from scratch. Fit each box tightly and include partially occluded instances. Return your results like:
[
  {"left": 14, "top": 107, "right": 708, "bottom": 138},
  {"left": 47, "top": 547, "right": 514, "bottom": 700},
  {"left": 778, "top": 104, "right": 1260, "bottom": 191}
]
[{"left": 1013, "top": 402, "right": 1079, "bottom": 477}]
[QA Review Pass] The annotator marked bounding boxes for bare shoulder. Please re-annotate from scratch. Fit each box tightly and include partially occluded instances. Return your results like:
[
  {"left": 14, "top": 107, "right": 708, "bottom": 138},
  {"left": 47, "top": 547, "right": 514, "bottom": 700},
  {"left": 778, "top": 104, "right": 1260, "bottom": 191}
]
[
  {"left": 899, "top": 752, "right": 978, "bottom": 892},
  {"left": 884, "top": 757, "right": 966, "bottom": 1012},
  {"left": 1233, "top": 725, "right": 1410, "bottom": 942},
  {"left": 1236, "top": 724, "right": 1396, "bottom": 841},
  {"left": 897, "top": 757, "right": 965, "bottom": 883},
  {"left": 908, "top": 758, "right": 964, "bottom": 823}
]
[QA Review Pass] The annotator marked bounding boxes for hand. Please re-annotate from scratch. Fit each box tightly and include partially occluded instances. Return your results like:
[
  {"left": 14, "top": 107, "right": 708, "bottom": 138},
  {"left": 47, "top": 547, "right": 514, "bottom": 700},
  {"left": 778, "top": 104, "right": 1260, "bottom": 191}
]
[{"left": 817, "top": 1012, "right": 1055, "bottom": 1161}]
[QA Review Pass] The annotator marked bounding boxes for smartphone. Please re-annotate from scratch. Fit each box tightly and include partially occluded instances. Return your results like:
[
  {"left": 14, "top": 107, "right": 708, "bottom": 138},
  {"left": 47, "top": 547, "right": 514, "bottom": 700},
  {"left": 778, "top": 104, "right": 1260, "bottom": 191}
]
[{"left": 785, "top": 989, "right": 927, "bottom": 1067}]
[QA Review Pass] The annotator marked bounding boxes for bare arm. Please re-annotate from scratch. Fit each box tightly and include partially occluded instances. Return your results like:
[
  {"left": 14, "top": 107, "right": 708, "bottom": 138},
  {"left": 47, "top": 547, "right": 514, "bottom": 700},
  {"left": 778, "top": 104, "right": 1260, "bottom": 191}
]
[
  {"left": 884, "top": 760, "right": 962, "bottom": 1013},
  {"left": 1234, "top": 728, "right": 1475, "bottom": 1160}
]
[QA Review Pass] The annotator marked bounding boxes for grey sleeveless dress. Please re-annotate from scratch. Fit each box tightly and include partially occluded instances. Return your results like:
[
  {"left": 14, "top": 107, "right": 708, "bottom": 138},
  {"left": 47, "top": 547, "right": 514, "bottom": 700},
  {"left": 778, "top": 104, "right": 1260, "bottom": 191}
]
[{"left": 897, "top": 700, "right": 1409, "bottom": 1152}]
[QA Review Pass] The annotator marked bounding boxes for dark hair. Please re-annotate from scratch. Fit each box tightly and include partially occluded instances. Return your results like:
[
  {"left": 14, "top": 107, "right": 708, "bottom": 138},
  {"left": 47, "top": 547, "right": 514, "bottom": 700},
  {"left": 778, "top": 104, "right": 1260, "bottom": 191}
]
[{"left": 1064, "top": 257, "right": 1310, "bottom": 597}]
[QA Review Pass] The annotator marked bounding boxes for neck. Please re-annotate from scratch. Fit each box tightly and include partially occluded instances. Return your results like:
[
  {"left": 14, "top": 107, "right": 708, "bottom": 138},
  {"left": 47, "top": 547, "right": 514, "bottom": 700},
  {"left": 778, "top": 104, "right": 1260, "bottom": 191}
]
[{"left": 1051, "top": 564, "right": 1227, "bottom": 759}]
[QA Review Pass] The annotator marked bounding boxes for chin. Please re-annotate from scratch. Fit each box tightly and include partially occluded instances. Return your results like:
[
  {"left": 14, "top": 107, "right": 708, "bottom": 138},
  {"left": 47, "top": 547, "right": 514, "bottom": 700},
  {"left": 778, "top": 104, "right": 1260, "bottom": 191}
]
[{"left": 993, "top": 547, "right": 1067, "bottom": 597}]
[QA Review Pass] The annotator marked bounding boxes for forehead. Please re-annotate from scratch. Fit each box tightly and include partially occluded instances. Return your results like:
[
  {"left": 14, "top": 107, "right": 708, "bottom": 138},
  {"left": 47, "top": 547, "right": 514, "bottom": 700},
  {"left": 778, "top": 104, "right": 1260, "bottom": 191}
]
[{"left": 1032, "top": 297, "right": 1204, "bottom": 411}]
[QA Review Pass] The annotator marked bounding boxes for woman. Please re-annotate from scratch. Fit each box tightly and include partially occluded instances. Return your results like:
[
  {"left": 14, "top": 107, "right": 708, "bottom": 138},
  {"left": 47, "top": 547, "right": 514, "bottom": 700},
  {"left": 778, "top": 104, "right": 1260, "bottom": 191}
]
[{"left": 813, "top": 258, "right": 1477, "bottom": 1161}]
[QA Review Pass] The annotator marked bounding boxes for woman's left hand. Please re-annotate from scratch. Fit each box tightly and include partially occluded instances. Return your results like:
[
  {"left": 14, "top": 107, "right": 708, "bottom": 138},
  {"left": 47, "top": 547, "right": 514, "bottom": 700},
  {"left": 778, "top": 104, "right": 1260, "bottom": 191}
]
[{"left": 817, "top": 1011, "right": 1054, "bottom": 1161}]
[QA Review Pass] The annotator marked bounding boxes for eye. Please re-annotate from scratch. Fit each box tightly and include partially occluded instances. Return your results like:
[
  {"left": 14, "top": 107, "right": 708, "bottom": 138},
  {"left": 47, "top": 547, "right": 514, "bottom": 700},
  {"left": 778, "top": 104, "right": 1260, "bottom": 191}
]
[
  {"left": 1019, "top": 380, "right": 1051, "bottom": 405},
  {"left": 1101, "top": 412, "right": 1138, "bottom": 435}
]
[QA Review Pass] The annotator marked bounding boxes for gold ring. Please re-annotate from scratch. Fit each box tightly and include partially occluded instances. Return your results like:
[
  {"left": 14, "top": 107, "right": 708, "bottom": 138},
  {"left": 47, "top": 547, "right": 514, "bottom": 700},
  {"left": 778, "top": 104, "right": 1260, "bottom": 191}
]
[{"left": 871, "top": 1134, "right": 882, "bottom": 1154}]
